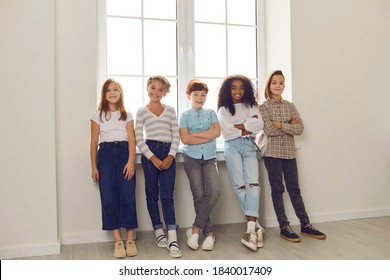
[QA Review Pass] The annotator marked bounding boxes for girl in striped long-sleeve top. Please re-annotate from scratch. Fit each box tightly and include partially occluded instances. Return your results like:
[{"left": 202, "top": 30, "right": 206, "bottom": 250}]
[{"left": 135, "top": 76, "right": 182, "bottom": 258}]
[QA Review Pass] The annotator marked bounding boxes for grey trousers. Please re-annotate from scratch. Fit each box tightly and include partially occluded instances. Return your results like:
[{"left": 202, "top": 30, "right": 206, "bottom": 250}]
[{"left": 183, "top": 154, "right": 221, "bottom": 235}]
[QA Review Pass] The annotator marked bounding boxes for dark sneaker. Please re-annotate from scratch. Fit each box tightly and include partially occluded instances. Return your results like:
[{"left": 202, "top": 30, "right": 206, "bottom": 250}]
[
  {"left": 301, "top": 224, "right": 326, "bottom": 239},
  {"left": 280, "top": 226, "right": 301, "bottom": 243}
]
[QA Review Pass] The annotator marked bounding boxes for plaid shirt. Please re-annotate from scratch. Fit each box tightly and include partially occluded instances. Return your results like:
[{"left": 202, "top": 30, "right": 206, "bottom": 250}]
[{"left": 258, "top": 98, "right": 304, "bottom": 159}]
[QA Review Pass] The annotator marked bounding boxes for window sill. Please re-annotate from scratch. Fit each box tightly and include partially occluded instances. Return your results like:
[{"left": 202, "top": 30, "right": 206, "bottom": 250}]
[{"left": 135, "top": 145, "right": 226, "bottom": 164}]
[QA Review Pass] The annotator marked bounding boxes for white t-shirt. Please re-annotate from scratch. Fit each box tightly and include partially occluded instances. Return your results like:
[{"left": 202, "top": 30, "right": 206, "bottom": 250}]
[{"left": 91, "top": 110, "right": 133, "bottom": 144}]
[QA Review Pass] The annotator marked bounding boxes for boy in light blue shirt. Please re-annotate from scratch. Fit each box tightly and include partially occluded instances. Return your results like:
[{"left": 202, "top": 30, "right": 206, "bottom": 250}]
[{"left": 179, "top": 79, "right": 221, "bottom": 251}]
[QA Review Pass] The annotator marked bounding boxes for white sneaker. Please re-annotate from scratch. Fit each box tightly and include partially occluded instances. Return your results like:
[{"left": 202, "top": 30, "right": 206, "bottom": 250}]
[
  {"left": 186, "top": 228, "right": 199, "bottom": 250},
  {"left": 202, "top": 235, "right": 215, "bottom": 251},
  {"left": 256, "top": 226, "right": 265, "bottom": 248},
  {"left": 241, "top": 231, "right": 258, "bottom": 251}
]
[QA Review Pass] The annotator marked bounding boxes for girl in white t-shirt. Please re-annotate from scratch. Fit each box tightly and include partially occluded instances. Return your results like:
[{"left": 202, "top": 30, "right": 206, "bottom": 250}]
[{"left": 90, "top": 79, "right": 138, "bottom": 258}]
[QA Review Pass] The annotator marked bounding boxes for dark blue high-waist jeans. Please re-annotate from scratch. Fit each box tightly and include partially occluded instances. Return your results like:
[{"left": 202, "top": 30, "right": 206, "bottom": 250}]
[
  {"left": 141, "top": 140, "right": 177, "bottom": 231},
  {"left": 97, "top": 141, "right": 138, "bottom": 230},
  {"left": 263, "top": 157, "right": 310, "bottom": 228}
]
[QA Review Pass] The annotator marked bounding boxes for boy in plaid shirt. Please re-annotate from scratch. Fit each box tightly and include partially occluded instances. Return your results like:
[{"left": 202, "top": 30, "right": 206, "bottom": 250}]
[{"left": 259, "top": 70, "right": 326, "bottom": 243}]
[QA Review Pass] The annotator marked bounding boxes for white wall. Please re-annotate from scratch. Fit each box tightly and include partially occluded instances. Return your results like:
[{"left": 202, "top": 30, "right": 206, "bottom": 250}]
[
  {"left": 0, "top": 0, "right": 59, "bottom": 259},
  {"left": 264, "top": 0, "right": 292, "bottom": 101},
  {"left": 1, "top": 0, "right": 389, "bottom": 259},
  {"left": 287, "top": 0, "right": 390, "bottom": 223}
]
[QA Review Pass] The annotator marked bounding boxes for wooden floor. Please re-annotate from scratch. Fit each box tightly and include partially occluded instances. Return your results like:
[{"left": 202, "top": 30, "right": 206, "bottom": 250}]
[{"left": 12, "top": 216, "right": 390, "bottom": 260}]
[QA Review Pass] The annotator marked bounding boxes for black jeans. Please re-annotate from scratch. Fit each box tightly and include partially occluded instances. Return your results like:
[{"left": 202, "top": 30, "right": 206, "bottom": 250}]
[{"left": 264, "top": 157, "right": 310, "bottom": 228}]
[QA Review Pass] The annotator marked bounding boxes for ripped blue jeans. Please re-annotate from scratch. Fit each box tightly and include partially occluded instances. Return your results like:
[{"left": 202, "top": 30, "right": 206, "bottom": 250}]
[
  {"left": 224, "top": 137, "right": 260, "bottom": 218},
  {"left": 141, "top": 140, "right": 177, "bottom": 231}
]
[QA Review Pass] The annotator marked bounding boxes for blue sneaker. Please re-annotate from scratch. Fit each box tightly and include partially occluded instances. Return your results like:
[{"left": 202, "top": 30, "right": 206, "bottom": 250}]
[
  {"left": 301, "top": 224, "right": 326, "bottom": 239},
  {"left": 280, "top": 226, "right": 301, "bottom": 243}
]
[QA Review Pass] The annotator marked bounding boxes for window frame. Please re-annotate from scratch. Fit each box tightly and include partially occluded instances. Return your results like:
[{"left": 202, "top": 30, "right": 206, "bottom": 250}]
[{"left": 98, "top": 0, "right": 266, "bottom": 113}]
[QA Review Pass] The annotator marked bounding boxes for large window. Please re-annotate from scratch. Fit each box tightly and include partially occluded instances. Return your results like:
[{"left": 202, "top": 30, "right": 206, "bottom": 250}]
[{"left": 98, "top": 0, "right": 265, "bottom": 117}]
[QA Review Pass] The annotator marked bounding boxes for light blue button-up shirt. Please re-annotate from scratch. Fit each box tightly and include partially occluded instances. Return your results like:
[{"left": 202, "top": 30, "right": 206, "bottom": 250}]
[{"left": 179, "top": 108, "right": 219, "bottom": 160}]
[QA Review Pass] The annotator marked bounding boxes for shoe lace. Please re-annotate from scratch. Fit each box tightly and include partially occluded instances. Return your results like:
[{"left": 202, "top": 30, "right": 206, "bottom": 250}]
[
  {"left": 285, "top": 227, "right": 295, "bottom": 234},
  {"left": 304, "top": 224, "right": 317, "bottom": 231}
]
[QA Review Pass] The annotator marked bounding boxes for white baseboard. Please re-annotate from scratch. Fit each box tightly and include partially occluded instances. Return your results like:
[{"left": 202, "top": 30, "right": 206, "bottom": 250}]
[
  {"left": 61, "top": 230, "right": 114, "bottom": 245},
  {"left": 0, "top": 242, "right": 61, "bottom": 260},
  {"left": 264, "top": 207, "right": 390, "bottom": 228},
  {"left": 61, "top": 228, "right": 144, "bottom": 245}
]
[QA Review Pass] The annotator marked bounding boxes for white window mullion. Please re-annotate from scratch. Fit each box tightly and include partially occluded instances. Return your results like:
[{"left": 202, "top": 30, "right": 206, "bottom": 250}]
[
  {"left": 177, "top": 0, "right": 197, "bottom": 114},
  {"left": 177, "top": 0, "right": 190, "bottom": 113}
]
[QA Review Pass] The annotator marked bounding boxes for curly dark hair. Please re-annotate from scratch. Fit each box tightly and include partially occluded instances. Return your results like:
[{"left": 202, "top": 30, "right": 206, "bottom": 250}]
[{"left": 217, "top": 74, "right": 258, "bottom": 115}]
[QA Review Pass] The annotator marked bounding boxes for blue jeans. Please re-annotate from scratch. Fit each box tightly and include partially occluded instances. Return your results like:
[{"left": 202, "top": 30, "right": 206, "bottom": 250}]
[
  {"left": 141, "top": 140, "right": 177, "bottom": 230},
  {"left": 224, "top": 137, "right": 261, "bottom": 218},
  {"left": 263, "top": 157, "right": 310, "bottom": 228},
  {"left": 97, "top": 141, "right": 138, "bottom": 230}
]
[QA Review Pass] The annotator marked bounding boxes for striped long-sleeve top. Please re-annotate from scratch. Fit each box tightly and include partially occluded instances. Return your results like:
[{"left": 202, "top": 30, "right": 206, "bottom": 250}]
[
  {"left": 135, "top": 105, "right": 180, "bottom": 159},
  {"left": 258, "top": 98, "right": 304, "bottom": 159}
]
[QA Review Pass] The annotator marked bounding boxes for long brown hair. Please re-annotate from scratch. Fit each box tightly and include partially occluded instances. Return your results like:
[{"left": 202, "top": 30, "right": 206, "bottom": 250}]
[
  {"left": 98, "top": 79, "right": 127, "bottom": 122},
  {"left": 264, "top": 70, "right": 284, "bottom": 100}
]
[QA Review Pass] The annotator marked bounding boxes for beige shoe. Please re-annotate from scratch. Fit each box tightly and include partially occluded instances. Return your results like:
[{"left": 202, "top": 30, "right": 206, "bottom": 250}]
[
  {"left": 114, "top": 241, "right": 126, "bottom": 259},
  {"left": 126, "top": 240, "right": 138, "bottom": 257}
]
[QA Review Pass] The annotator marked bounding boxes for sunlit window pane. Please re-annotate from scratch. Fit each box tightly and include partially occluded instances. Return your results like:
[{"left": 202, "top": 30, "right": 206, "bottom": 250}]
[
  {"left": 107, "top": 0, "right": 141, "bottom": 17},
  {"left": 144, "top": 0, "right": 176, "bottom": 19},
  {"left": 162, "top": 77, "right": 178, "bottom": 112},
  {"left": 195, "top": 23, "right": 226, "bottom": 77},
  {"left": 195, "top": 0, "right": 225, "bottom": 23},
  {"left": 107, "top": 18, "right": 142, "bottom": 75},
  {"left": 199, "top": 78, "right": 222, "bottom": 112},
  {"left": 110, "top": 76, "right": 144, "bottom": 116},
  {"left": 227, "top": 0, "right": 256, "bottom": 25},
  {"left": 144, "top": 20, "right": 177, "bottom": 76},
  {"left": 103, "top": 0, "right": 262, "bottom": 119},
  {"left": 228, "top": 26, "right": 257, "bottom": 77}
]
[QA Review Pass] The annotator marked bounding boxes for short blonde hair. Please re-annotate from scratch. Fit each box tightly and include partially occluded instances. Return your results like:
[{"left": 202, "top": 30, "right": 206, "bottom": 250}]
[{"left": 147, "top": 76, "right": 171, "bottom": 93}]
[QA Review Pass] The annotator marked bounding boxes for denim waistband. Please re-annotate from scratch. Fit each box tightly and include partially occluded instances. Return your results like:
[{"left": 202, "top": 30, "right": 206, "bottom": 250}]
[
  {"left": 99, "top": 141, "right": 128, "bottom": 148},
  {"left": 145, "top": 139, "right": 171, "bottom": 147},
  {"left": 225, "top": 136, "right": 253, "bottom": 143}
]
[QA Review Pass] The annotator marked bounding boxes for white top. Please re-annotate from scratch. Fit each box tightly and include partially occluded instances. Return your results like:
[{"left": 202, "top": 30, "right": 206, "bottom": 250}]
[
  {"left": 90, "top": 110, "right": 133, "bottom": 144},
  {"left": 217, "top": 103, "right": 263, "bottom": 141},
  {"left": 135, "top": 105, "right": 180, "bottom": 159}
]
